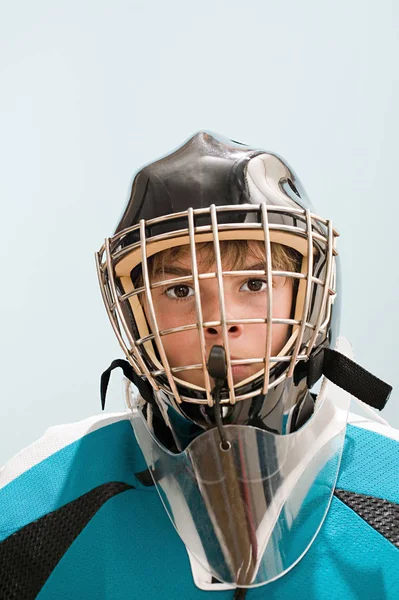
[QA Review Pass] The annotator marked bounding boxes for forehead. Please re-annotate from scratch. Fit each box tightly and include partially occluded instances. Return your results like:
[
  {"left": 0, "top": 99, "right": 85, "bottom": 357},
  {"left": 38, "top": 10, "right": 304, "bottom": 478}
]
[{"left": 152, "top": 242, "right": 266, "bottom": 276}]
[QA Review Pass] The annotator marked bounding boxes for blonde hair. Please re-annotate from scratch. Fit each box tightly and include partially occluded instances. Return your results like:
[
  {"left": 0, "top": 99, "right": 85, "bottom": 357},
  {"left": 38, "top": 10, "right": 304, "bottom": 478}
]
[{"left": 134, "top": 240, "right": 301, "bottom": 285}]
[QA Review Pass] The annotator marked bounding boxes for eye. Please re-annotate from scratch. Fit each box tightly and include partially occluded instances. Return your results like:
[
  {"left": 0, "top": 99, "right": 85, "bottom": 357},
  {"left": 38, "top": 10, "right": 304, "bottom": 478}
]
[
  {"left": 165, "top": 284, "right": 195, "bottom": 299},
  {"left": 240, "top": 279, "right": 268, "bottom": 292}
]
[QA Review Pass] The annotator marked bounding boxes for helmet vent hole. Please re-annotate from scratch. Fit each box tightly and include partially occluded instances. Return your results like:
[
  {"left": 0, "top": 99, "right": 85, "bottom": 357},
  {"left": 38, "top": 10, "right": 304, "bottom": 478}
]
[{"left": 287, "top": 179, "right": 301, "bottom": 198}]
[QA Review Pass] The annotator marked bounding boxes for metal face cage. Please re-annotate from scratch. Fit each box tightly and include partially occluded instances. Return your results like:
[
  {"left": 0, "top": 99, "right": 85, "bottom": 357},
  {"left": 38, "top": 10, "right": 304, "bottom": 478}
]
[{"left": 96, "top": 202, "right": 339, "bottom": 408}]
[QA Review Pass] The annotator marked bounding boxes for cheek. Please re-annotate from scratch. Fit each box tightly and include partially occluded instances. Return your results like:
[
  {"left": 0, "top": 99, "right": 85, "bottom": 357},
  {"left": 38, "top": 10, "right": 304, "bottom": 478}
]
[
  {"left": 159, "top": 328, "right": 202, "bottom": 367},
  {"left": 146, "top": 296, "right": 201, "bottom": 368},
  {"left": 270, "top": 324, "right": 291, "bottom": 355},
  {"left": 270, "top": 283, "right": 293, "bottom": 354},
  {"left": 272, "top": 282, "right": 294, "bottom": 319},
  {"left": 151, "top": 298, "right": 196, "bottom": 330}
]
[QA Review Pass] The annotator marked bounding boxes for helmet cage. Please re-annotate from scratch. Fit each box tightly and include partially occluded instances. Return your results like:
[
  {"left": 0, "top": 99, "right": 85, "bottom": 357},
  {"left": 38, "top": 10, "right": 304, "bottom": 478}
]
[{"left": 96, "top": 202, "right": 338, "bottom": 408}]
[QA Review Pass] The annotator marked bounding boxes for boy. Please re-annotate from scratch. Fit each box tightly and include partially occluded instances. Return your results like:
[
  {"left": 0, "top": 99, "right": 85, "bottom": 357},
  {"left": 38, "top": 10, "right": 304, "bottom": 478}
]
[{"left": 0, "top": 132, "right": 397, "bottom": 599}]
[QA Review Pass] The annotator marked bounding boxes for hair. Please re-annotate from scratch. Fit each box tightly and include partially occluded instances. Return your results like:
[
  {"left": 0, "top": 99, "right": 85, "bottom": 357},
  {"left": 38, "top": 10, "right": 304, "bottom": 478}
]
[{"left": 133, "top": 240, "right": 302, "bottom": 287}]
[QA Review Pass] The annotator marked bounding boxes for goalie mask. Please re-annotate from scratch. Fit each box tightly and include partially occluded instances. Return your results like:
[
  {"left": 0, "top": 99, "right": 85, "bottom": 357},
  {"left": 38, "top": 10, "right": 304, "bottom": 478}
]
[{"left": 96, "top": 131, "right": 349, "bottom": 587}]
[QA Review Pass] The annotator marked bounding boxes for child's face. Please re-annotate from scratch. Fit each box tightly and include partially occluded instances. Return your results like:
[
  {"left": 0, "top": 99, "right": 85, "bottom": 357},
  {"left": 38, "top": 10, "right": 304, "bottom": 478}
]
[{"left": 146, "top": 247, "right": 294, "bottom": 388}]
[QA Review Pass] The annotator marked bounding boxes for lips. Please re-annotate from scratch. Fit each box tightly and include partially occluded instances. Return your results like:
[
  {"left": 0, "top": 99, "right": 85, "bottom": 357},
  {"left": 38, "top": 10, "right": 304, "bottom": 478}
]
[
  {"left": 227, "top": 357, "right": 254, "bottom": 383},
  {"left": 230, "top": 366, "right": 250, "bottom": 383},
  {"left": 204, "top": 352, "right": 252, "bottom": 383}
]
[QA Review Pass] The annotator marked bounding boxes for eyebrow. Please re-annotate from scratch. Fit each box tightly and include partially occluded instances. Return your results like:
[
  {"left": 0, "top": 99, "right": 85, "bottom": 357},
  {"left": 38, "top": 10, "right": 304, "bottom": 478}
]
[
  {"left": 153, "top": 262, "right": 267, "bottom": 279},
  {"left": 154, "top": 266, "right": 192, "bottom": 278}
]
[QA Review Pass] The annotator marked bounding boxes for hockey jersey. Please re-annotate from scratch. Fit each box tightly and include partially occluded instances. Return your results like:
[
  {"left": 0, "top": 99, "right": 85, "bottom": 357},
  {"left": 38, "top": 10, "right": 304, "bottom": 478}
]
[{"left": 0, "top": 411, "right": 398, "bottom": 599}]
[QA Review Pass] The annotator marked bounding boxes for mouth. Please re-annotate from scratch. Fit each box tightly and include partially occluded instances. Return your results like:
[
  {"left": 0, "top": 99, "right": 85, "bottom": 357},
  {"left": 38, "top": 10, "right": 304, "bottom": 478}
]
[
  {"left": 173, "top": 355, "right": 259, "bottom": 387},
  {"left": 230, "top": 365, "right": 253, "bottom": 384},
  {"left": 228, "top": 357, "right": 255, "bottom": 383}
]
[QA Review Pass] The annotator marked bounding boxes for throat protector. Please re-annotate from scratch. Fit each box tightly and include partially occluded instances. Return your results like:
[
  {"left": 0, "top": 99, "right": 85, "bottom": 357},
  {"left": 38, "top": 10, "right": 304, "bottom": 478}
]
[{"left": 128, "top": 380, "right": 349, "bottom": 587}]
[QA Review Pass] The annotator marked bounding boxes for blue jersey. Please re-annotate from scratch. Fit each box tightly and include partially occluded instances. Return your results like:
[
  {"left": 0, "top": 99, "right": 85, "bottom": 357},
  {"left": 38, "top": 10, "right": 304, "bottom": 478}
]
[{"left": 0, "top": 412, "right": 398, "bottom": 599}]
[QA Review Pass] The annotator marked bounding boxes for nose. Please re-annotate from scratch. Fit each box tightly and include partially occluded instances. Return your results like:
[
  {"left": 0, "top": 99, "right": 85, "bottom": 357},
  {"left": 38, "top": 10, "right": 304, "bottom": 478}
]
[
  {"left": 201, "top": 281, "right": 244, "bottom": 341},
  {"left": 204, "top": 321, "right": 244, "bottom": 339},
  {"left": 203, "top": 296, "right": 244, "bottom": 340}
]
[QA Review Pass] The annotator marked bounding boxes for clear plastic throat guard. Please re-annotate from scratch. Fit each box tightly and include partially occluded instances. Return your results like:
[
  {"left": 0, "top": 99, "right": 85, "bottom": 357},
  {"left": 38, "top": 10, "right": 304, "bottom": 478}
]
[{"left": 128, "top": 379, "right": 349, "bottom": 587}]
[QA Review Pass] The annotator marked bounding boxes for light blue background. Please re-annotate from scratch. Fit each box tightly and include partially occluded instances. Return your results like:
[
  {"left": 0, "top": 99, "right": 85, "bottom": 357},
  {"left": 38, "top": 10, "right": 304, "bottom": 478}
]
[{"left": 1, "top": 0, "right": 398, "bottom": 465}]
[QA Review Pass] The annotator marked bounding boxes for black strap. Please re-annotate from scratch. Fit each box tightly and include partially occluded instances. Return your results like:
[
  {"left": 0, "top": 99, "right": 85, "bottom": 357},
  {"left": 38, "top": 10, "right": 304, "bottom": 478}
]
[
  {"left": 134, "top": 468, "right": 156, "bottom": 487},
  {"left": 294, "top": 346, "right": 392, "bottom": 410},
  {"left": 100, "top": 359, "right": 180, "bottom": 453},
  {"left": 101, "top": 349, "right": 392, "bottom": 415},
  {"left": 100, "top": 359, "right": 157, "bottom": 411}
]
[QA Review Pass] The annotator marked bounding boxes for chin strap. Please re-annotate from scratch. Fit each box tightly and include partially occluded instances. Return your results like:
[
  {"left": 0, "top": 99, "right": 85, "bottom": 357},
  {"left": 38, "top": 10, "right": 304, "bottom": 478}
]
[
  {"left": 100, "top": 347, "right": 392, "bottom": 415},
  {"left": 293, "top": 345, "right": 392, "bottom": 410},
  {"left": 100, "top": 359, "right": 158, "bottom": 411},
  {"left": 100, "top": 360, "right": 179, "bottom": 454}
]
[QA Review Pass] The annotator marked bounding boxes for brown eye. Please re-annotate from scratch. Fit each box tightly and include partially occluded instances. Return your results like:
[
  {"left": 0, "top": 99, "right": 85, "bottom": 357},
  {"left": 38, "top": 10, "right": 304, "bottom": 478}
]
[
  {"left": 165, "top": 285, "right": 194, "bottom": 299},
  {"left": 240, "top": 279, "right": 267, "bottom": 292}
]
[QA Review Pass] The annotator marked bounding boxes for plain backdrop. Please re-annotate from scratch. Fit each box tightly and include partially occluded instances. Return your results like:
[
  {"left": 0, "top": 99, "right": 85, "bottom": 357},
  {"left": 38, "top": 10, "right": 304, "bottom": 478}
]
[{"left": 1, "top": 0, "right": 398, "bottom": 465}]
